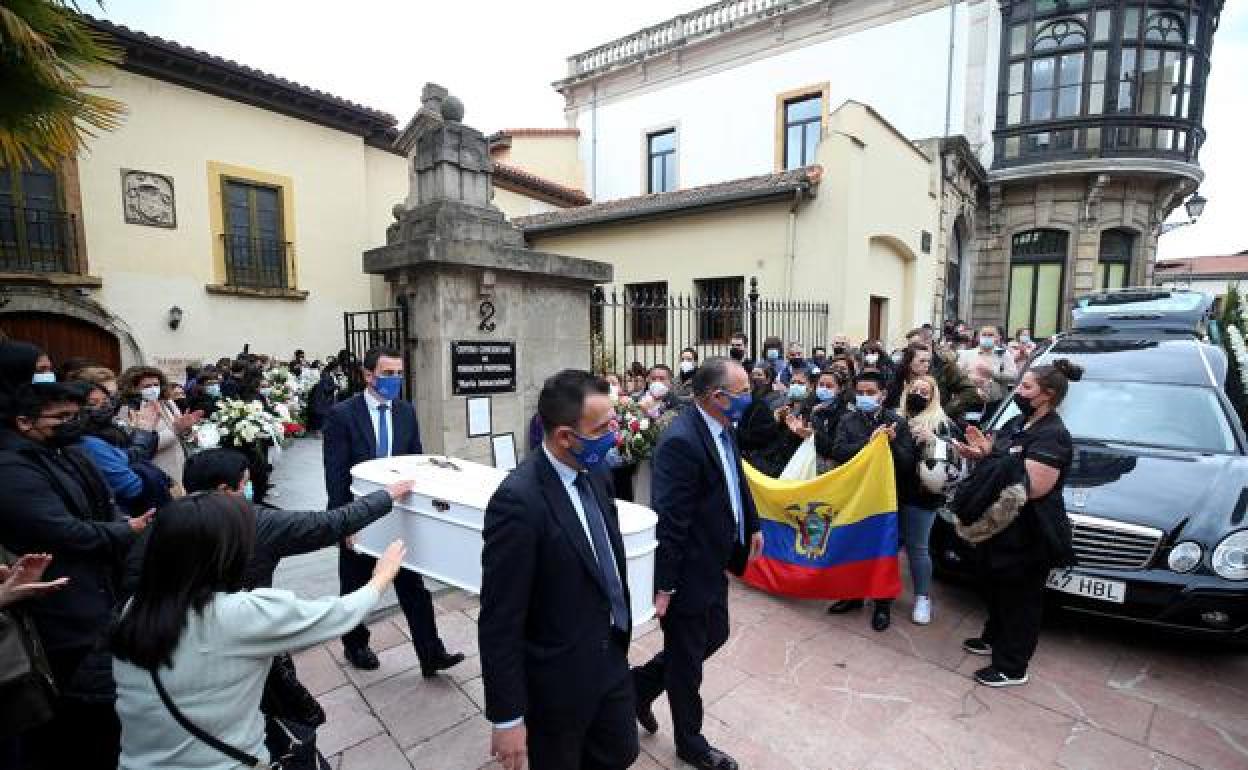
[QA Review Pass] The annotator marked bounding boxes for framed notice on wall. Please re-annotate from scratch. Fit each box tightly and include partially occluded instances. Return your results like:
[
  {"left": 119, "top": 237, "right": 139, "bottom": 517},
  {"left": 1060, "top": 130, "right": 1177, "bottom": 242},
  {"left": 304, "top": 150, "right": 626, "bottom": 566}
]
[
  {"left": 491, "top": 433, "right": 518, "bottom": 471},
  {"left": 451, "top": 341, "right": 517, "bottom": 396}
]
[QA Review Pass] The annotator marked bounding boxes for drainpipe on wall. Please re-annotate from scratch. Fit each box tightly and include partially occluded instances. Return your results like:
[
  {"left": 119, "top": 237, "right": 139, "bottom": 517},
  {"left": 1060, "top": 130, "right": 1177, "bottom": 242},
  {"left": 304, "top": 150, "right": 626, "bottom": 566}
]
[
  {"left": 784, "top": 186, "right": 806, "bottom": 302},
  {"left": 944, "top": 0, "right": 957, "bottom": 137}
]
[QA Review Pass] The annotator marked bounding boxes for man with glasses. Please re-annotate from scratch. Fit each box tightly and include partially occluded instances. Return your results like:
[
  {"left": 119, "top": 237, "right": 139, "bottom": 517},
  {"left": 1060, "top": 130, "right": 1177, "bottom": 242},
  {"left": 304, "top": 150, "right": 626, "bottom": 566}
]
[
  {"left": 0, "top": 379, "right": 152, "bottom": 769},
  {"left": 632, "top": 357, "right": 763, "bottom": 770}
]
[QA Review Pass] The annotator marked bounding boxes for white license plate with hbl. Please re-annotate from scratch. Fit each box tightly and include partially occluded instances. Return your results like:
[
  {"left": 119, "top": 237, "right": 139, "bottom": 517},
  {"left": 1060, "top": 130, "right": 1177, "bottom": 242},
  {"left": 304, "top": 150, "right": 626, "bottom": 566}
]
[{"left": 1046, "top": 569, "right": 1126, "bottom": 604}]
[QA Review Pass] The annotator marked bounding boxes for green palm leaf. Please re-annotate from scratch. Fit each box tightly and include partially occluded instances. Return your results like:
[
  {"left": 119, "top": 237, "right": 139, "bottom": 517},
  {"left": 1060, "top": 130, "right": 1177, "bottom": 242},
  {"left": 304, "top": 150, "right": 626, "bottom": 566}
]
[{"left": 0, "top": 0, "right": 126, "bottom": 170}]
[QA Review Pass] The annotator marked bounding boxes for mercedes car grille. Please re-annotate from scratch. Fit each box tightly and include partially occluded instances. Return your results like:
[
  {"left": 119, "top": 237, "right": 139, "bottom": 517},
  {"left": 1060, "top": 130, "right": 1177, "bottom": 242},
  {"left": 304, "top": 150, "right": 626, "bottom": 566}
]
[{"left": 1068, "top": 513, "right": 1164, "bottom": 570}]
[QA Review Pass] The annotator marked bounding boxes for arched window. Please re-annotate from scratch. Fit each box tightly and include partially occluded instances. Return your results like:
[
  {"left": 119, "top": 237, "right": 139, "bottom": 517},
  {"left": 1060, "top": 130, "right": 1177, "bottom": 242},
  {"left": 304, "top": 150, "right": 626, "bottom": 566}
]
[
  {"left": 1008, "top": 229, "right": 1067, "bottom": 338},
  {"left": 1145, "top": 12, "right": 1185, "bottom": 43}
]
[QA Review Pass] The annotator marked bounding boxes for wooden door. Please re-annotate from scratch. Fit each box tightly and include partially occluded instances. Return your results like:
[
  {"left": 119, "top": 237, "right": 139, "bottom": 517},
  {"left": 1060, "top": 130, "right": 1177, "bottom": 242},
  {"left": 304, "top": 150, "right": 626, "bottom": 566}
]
[
  {"left": 868, "top": 296, "right": 887, "bottom": 344},
  {"left": 0, "top": 312, "right": 121, "bottom": 372}
]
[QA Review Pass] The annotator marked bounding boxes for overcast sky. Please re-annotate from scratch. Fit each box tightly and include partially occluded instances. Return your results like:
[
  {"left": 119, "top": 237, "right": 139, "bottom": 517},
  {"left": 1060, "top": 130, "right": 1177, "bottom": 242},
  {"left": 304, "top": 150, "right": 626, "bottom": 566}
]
[{"left": 97, "top": 0, "right": 1245, "bottom": 260}]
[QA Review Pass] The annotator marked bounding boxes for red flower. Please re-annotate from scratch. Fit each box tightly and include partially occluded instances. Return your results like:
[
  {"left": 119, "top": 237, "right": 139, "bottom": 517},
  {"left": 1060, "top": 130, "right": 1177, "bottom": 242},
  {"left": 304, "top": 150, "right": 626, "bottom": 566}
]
[
  {"left": 282, "top": 422, "right": 304, "bottom": 437},
  {"left": 629, "top": 419, "right": 640, "bottom": 433}
]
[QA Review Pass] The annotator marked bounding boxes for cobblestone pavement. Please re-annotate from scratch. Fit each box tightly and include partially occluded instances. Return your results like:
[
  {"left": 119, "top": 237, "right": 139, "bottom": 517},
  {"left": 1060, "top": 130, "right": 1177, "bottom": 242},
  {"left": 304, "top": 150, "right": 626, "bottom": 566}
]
[{"left": 270, "top": 438, "right": 1248, "bottom": 770}]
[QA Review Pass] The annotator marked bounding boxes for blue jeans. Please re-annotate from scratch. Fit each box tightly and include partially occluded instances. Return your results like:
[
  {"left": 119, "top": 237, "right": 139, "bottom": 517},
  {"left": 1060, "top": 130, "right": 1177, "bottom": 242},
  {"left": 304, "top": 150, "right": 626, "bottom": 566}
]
[{"left": 899, "top": 504, "right": 938, "bottom": 597}]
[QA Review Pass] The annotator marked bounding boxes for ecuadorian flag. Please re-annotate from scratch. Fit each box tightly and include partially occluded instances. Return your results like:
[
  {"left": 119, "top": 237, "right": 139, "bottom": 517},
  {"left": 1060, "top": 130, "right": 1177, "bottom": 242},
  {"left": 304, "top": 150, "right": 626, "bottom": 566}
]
[{"left": 743, "top": 433, "right": 901, "bottom": 600}]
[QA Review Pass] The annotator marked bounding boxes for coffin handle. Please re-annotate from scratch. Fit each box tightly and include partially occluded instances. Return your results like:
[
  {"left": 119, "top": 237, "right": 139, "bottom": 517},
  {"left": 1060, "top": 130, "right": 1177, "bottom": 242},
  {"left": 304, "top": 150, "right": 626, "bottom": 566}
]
[{"left": 432, "top": 499, "right": 451, "bottom": 512}]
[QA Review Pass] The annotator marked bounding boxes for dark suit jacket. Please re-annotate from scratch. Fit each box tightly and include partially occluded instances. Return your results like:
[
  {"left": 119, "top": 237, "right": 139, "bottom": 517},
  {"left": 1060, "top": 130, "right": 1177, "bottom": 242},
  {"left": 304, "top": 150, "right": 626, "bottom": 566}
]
[
  {"left": 322, "top": 393, "right": 422, "bottom": 508},
  {"left": 652, "top": 406, "right": 760, "bottom": 614},
  {"left": 478, "top": 450, "right": 631, "bottom": 731}
]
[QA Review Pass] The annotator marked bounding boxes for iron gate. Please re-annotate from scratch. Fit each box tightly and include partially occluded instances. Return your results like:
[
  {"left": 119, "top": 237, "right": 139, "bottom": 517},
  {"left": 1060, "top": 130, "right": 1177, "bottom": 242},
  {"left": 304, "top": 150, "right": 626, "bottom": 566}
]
[{"left": 343, "top": 304, "right": 410, "bottom": 400}]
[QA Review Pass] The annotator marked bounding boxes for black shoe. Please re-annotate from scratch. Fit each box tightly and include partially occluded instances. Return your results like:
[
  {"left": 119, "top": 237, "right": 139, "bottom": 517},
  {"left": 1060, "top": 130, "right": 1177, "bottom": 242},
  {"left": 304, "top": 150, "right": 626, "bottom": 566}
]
[
  {"left": 973, "top": 665, "right": 1029, "bottom": 688},
  {"left": 677, "top": 747, "right": 739, "bottom": 770},
  {"left": 420, "top": 651, "right": 465, "bottom": 678},
  {"left": 635, "top": 700, "right": 658, "bottom": 734},
  {"left": 962, "top": 638, "right": 992, "bottom": 656},
  {"left": 343, "top": 645, "right": 380, "bottom": 671},
  {"left": 826, "top": 599, "right": 865, "bottom": 614},
  {"left": 871, "top": 602, "right": 891, "bottom": 632}
]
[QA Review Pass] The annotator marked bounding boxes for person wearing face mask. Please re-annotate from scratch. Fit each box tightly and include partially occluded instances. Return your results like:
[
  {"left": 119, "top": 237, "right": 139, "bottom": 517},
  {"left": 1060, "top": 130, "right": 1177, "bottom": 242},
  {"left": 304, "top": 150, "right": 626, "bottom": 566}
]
[
  {"left": 750, "top": 369, "right": 815, "bottom": 478},
  {"left": 760, "top": 335, "right": 784, "bottom": 376},
  {"left": 31, "top": 350, "right": 56, "bottom": 383},
  {"left": 809, "top": 369, "right": 849, "bottom": 472},
  {"left": 777, "top": 341, "right": 807, "bottom": 386},
  {"left": 953, "top": 359, "right": 1081, "bottom": 688},
  {"left": 117, "top": 366, "right": 203, "bottom": 484},
  {"left": 727, "top": 332, "right": 749, "bottom": 368},
  {"left": 642, "top": 364, "right": 681, "bottom": 414},
  {"left": 808, "top": 345, "right": 828, "bottom": 374},
  {"left": 890, "top": 343, "right": 980, "bottom": 421},
  {"left": 324, "top": 345, "right": 465, "bottom": 677},
  {"left": 897, "top": 376, "right": 964, "bottom": 625},
  {"left": 0, "top": 376, "right": 153, "bottom": 770},
  {"left": 74, "top": 382, "right": 175, "bottom": 515},
  {"left": 859, "top": 341, "right": 898, "bottom": 397},
  {"left": 186, "top": 366, "right": 224, "bottom": 419},
  {"left": 736, "top": 365, "right": 784, "bottom": 470},
  {"left": 632, "top": 358, "right": 762, "bottom": 770},
  {"left": 956, "top": 325, "right": 1018, "bottom": 385},
  {"left": 480, "top": 370, "right": 640, "bottom": 770},
  {"left": 1014, "top": 327, "right": 1037, "bottom": 359},
  {"left": 675, "top": 348, "right": 700, "bottom": 397},
  {"left": 826, "top": 370, "right": 916, "bottom": 632}
]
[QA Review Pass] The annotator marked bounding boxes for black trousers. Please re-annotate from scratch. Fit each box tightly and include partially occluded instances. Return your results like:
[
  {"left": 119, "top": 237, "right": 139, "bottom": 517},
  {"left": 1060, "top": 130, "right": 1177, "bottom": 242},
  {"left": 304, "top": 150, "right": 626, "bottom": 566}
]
[
  {"left": 20, "top": 647, "right": 119, "bottom": 770},
  {"left": 980, "top": 563, "right": 1048, "bottom": 678},
  {"left": 632, "top": 593, "right": 731, "bottom": 758},
  {"left": 338, "top": 545, "right": 444, "bottom": 665},
  {"left": 527, "top": 659, "right": 639, "bottom": 770}
]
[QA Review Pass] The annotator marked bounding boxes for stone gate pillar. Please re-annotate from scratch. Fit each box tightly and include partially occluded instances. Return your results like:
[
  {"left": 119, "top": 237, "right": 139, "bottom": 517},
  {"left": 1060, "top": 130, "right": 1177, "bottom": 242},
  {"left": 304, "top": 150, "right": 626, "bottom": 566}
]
[{"left": 364, "top": 84, "right": 610, "bottom": 465}]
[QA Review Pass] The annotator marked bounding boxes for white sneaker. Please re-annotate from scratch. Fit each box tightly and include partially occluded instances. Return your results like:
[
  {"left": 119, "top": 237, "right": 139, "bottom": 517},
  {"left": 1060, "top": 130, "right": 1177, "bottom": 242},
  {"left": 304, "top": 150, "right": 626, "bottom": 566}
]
[{"left": 911, "top": 596, "right": 931, "bottom": 625}]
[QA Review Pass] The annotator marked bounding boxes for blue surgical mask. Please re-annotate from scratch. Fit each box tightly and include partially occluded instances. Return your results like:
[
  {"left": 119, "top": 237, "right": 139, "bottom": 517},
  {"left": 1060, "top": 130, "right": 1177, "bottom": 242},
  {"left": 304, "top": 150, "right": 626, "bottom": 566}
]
[
  {"left": 243, "top": 481, "right": 254, "bottom": 502},
  {"left": 765, "top": 349, "right": 780, "bottom": 361},
  {"left": 788, "top": 383, "right": 808, "bottom": 401},
  {"left": 720, "top": 390, "right": 752, "bottom": 423},
  {"left": 32, "top": 372, "right": 56, "bottom": 384},
  {"left": 979, "top": 335, "right": 995, "bottom": 350},
  {"left": 855, "top": 393, "right": 881, "bottom": 414},
  {"left": 204, "top": 384, "right": 221, "bottom": 398},
  {"left": 571, "top": 430, "right": 617, "bottom": 470},
  {"left": 815, "top": 386, "right": 837, "bottom": 403},
  {"left": 374, "top": 375, "right": 403, "bottom": 401}
]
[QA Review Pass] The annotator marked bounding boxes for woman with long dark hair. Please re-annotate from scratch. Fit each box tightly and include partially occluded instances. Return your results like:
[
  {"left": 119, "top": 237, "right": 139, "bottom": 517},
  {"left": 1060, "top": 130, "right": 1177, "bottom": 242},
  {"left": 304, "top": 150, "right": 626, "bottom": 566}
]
[
  {"left": 112, "top": 494, "right": 406, "bottom": 769},
  {"left": 954, "top": 359, "right": 1082, "bottom": 688}
]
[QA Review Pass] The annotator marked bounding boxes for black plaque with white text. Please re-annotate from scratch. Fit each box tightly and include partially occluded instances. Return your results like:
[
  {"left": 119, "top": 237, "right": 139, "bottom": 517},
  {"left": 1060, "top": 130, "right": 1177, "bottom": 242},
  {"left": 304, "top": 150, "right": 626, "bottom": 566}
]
[{"left": 450, "top": 341, "right": 517, "bottom": 395}]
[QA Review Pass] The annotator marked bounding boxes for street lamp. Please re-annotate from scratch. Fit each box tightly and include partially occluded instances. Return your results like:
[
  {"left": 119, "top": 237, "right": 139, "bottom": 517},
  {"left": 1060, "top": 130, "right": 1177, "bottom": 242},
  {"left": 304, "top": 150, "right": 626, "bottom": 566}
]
[{"left": 1157, "top": 193, "right": 1208, "bottom": 235}]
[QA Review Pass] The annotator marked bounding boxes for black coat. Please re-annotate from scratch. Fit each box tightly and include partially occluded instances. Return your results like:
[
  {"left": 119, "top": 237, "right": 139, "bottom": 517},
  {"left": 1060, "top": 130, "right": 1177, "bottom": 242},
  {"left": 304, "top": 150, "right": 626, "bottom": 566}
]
[
  {"left": 122, "top": 489, "right": 395, "bottom": 596},
  {"left": 652, "top": 406, "right": 761, "bottom": 614},
  {"left": 0, "top": 429, "right": 134, "bottom": 653},
  {"left": 323, "top": 394, "right": 422, "bottom": 509},
  {"left": 478, "top": 450, "right": 631, "bottom": 731},
  {"left": 829, "top": 407, "right": 918, "bottom": 496}
]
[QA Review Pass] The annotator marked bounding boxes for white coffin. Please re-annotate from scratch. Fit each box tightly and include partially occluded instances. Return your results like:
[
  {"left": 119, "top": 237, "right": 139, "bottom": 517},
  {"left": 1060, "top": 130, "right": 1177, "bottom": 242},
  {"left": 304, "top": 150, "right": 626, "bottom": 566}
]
[{"left": 351, "top": 455, "right": 658, "bottom": 627}]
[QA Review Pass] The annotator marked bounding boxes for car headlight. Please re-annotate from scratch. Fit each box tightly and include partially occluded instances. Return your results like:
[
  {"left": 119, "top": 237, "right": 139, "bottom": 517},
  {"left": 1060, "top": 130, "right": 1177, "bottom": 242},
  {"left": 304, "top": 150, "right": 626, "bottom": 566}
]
[
  {"left": 1211, "top": 531, "right": 1248, "bottom": 581},
  {"left": 1167, "top": 541, "right": 1202, "bottom": 573}
]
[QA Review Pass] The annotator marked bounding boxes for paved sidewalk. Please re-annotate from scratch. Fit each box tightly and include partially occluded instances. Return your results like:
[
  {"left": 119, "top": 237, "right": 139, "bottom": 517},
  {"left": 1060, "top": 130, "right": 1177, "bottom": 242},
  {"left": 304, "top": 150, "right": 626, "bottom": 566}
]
[{"left": 269, "top": 439, "right": 1248, "bottom": 769}]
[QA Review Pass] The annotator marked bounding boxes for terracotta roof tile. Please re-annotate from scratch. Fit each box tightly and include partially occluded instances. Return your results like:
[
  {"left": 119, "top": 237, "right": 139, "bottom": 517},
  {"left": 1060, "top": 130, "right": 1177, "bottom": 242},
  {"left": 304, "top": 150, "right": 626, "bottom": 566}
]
[
  {"left": 1156, "top": 255, "right": 1248, "bottom": 276},
  {"left": 493, "top": 162, "right": 591, "bottom": 207},
  {"left": 491, "top": 128, "right": 581, "bottom": 139},
  {"left": 515, "top": 166, "right": 822, "bottom": 232}
]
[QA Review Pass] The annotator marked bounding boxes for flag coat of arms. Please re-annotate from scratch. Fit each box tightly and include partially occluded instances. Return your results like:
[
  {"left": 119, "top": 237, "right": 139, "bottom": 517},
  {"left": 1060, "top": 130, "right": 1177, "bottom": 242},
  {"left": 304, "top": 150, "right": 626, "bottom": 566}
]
[{"left": 742, "top": 433, "right": 901, "bottom": 600}]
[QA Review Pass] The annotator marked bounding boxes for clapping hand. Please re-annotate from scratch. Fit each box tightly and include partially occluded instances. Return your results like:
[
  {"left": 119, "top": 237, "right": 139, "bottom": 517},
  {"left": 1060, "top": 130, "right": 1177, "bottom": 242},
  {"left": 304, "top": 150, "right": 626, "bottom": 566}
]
[
  {"left": 0, "top": 553, "right": 69, "bottom": 609},
  {"left": 953, "top": 425, "right": 993, "bottom": 460},
  {"left": 134, "top": 401, "right": 161, "bottom": 431},
  {"left": 872, "top": 424, "right": 897, "bottom": 442},
  {"left": 173, "top": 410, "right": 204, "bottom": 434},
  {"left": 785, "top": 413, "right": 813, "bottom": 440}
]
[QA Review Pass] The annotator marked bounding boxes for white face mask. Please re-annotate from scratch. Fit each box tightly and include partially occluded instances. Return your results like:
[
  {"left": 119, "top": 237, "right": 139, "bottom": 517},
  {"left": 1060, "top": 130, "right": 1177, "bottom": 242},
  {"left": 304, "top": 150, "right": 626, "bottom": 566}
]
[
  {"left": 140, "top": 385, "right": 161, "bottom": 402},
  {"left": 863, "top": 353, "right": 879, "bottom": 366},
  {"left": 32, "top": 372, "right": 56, "bottom": 384},
  {"left": 679, "top": 361, "right": 696, "bottom": 374},
  {"left": 608, "top": 384, "right": 620, "bottom": 401},
  {"left": 648, "top": 381, "right": 669, "bottom": 399}
]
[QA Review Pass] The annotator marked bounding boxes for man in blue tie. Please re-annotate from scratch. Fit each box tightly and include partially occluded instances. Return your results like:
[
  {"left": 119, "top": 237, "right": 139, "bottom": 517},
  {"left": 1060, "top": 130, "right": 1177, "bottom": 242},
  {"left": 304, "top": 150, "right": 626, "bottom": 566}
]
[
  {"left": 632, "top": 357, "right": 763, "bottom": 770},
  {"left": 323, "top": 346, "right": 463, "bottom": 675},
  {"left": 479, "top": 370, "right": 639, "bottom": 770}
]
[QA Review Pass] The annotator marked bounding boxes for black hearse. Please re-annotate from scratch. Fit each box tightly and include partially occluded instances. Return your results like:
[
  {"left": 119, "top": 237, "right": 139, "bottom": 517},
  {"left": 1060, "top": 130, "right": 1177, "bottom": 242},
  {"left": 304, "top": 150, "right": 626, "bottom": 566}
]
[{"left": 934, "top": 289, "right": 1248, "bottom": 640}]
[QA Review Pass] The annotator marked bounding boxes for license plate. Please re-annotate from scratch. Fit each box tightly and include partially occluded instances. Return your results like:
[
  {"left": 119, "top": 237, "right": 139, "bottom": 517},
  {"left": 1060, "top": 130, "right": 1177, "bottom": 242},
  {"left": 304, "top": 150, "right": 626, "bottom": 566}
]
[{"left": 1046, "top": 569, "right": 1126, "bottom": 604}]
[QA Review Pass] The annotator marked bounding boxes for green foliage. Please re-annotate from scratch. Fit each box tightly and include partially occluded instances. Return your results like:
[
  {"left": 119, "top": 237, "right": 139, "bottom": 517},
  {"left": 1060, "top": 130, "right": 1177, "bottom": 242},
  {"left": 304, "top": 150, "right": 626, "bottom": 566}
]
[
  {"left": 0, "top": 0, "right": 126, "bottom": 170},
  {"left": 1221, "top": 283, "right": 1242, "bottom": 332}
]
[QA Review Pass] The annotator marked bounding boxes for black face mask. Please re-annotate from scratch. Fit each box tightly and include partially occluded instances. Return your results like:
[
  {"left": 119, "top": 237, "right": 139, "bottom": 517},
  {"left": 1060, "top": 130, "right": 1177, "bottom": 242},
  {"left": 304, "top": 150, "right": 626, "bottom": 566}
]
[
  {"left": 833, "top": 346, "right": 846, "bottom": 356},
  {"left": 47, "top": 417, "right": 85, "bottom": 448},
  {"left": 729, "top": 347, "right": 745, "bottom": 361},
  {"left": 1013, "top": 392, "right": 1036, "bottom": 417},
  {"left": 84, "top": 406, "right": 115, "bottom": 428},
  {"left": 905, "top": 394, "right": 930, "bottom": 414},
  {"left": 788, "top": 357, "right": 805, "bottom": 370}
]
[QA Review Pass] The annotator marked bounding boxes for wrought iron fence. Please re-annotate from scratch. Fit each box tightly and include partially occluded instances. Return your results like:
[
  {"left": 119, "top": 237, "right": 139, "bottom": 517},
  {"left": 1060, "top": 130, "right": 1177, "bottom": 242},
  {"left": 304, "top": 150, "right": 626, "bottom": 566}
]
[
  {"left": 0, "top": 206, "right": 78, "bottom": 273},
  {"left": 590, "top": 276, "right": 829, "bottom": 374},
  {"left": 343, "top": 305, "right": 410, "bottom": 400},
  {"left": 221, "top": 234, "right": 290, "bottom": 289}
]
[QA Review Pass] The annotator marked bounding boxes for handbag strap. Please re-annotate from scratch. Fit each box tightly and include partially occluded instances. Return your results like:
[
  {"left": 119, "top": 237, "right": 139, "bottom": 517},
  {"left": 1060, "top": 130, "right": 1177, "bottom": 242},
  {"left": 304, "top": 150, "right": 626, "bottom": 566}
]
[{"left": 150, "top": 669, "right": 268, "bottom": 769}]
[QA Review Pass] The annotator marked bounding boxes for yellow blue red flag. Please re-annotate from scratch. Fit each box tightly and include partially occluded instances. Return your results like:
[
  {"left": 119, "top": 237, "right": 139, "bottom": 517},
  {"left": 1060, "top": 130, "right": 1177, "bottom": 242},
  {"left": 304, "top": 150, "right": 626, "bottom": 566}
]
[{"left": 743, "top": 433, "right": 901, "bottom": 600}]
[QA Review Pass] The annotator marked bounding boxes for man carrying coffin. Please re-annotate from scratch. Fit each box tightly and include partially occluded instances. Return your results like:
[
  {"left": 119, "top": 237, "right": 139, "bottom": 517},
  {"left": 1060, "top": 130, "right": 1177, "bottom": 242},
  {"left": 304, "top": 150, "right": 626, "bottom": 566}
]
[
  {"left": 479, "top": 370, "right": 639, "bottom": 770},
  {"left": 324, "top": 345, "right": 464, "bottom": 676}
]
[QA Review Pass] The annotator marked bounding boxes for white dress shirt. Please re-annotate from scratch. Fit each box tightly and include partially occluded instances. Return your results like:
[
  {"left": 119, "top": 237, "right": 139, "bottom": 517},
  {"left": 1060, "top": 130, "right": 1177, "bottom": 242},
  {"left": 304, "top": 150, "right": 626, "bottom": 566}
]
[
  {"left": 696, "top": 406, "right": 742, "bottom": 530},
  {"left": 363, "top": 389, "right": 394, "bottom": 457}
]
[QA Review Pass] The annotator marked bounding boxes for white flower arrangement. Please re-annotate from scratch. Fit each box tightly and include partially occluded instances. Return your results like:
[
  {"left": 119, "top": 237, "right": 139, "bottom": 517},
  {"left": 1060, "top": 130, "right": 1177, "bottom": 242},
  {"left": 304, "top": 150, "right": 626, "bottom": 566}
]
[
  {"left": 198, "top": 398, "right": 285, "bottom": 450},
  {"left": 1227, "top": 325, "right": 1248, "bottom": 400}
]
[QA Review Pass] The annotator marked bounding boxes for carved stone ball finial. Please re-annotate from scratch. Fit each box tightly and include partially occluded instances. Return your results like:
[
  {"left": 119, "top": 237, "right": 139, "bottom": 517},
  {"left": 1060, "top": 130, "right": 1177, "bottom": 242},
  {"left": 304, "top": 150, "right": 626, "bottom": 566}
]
[{"left": 441, "top": 95, "right": 465, "bottom": 123}]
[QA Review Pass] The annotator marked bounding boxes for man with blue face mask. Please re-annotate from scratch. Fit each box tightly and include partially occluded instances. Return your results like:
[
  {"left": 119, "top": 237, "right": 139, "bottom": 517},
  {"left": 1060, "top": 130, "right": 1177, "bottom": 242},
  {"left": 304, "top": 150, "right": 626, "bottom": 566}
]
[
  {"left": 827, "top": 369, "right": 916, "bottom": 632},
  {"left": 632, "top": 357, "right": 762, "bottom": 770},
  {"left": 480, "top": 370, "right": 638, "bottom": 770},
  {"left": 324, "top": 346, "right": 464, "bottom": 677}
]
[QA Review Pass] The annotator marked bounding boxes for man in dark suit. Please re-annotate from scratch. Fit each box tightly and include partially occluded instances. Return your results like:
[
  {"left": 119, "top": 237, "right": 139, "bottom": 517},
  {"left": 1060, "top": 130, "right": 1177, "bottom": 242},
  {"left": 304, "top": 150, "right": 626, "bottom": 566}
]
[
  {"left": 479, "top": 370, "right": 639, "bottom": 770},
  {"left": 632, "top": 357, "right": 763, "bottom": 770},
  {"left": 324, "top": 345, "right": 463, "bottom": 675}
]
